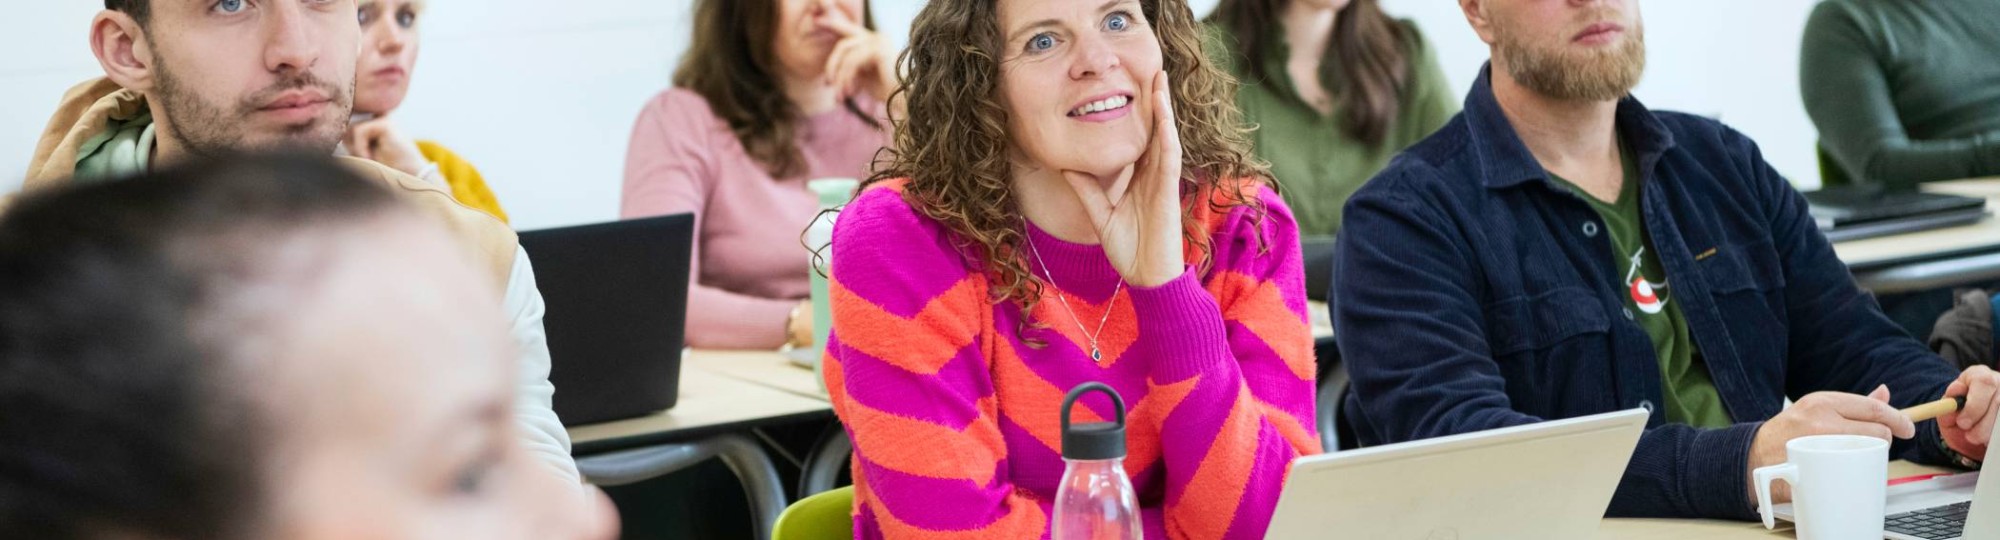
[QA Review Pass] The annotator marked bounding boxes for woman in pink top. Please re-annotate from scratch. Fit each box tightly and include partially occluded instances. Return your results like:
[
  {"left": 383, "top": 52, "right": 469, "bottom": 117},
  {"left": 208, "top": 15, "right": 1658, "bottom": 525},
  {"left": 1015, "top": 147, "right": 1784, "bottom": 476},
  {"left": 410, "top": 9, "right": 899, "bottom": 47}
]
[{"left": 622, "top": 0, "right": 894, "bottom": 349}]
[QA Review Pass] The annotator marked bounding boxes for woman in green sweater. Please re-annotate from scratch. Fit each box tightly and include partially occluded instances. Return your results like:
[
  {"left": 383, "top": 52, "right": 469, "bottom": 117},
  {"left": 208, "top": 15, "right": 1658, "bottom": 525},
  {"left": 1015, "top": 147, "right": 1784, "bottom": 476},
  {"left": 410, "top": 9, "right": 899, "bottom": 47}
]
[
  {"left": 1801, "top": 0, "right": 2000, "bottom": 188},
  {"left": 1205, "top": 0, "right": 1455, "bottom": 237}
]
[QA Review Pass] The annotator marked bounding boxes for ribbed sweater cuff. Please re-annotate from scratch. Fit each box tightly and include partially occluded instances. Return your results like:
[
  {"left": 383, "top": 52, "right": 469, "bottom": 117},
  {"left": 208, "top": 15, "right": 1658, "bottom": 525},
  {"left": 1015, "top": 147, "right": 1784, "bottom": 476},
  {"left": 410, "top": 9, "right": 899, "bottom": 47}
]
[
  {"left": 1689, "top": 422, "right": 1762, "bottom": 521},
  {"left": 1127, "top": 266, "right": 1230, "bottom": 382}
]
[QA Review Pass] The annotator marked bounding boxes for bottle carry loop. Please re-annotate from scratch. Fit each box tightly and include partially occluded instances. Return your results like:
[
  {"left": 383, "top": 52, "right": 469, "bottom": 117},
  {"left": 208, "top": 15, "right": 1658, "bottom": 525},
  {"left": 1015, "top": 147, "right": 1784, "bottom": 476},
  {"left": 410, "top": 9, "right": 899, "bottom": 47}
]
[{"left": 1060, "top": 382, "right": 1128, "bottom": 461}]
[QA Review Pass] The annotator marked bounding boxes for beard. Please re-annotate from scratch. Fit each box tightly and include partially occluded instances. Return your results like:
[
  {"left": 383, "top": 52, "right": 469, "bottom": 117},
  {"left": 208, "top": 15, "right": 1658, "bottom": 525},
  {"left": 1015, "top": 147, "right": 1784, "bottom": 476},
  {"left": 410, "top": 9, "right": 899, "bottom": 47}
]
[
  {"left": 1493, "top": 18, "right": 1647, "bottom": 102},
  {"left": 153, "top": 57, "right": 353, "bottom": 159}
]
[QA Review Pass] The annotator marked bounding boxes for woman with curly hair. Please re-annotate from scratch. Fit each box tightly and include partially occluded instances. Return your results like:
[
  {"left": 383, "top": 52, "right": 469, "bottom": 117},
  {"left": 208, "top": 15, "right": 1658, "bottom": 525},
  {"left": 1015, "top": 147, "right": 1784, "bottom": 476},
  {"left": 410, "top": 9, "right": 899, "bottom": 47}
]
[{"left": 821, "top": 0, "right": 1319, "bottom": 537}]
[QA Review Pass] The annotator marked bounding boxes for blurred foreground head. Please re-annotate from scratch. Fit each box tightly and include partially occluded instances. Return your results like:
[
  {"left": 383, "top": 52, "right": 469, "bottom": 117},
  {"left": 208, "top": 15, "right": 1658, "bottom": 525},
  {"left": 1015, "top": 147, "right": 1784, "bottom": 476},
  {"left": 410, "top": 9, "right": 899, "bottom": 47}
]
[{"left": 0, "top": 154, "right": 610, "bottom": 540}]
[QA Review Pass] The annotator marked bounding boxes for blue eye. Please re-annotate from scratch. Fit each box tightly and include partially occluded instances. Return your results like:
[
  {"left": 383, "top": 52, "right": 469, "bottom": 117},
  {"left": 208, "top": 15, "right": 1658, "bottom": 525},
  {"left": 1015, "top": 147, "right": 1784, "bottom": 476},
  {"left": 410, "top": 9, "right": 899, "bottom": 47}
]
[
  {"left": 214, "top": 0, "right": 246, "bottom": 14},
  {"left": 1106, "top": 12, "right": 1132, "bottom": 32},
  {"left": 1027, "top": 33, "right": 1057, "bottom": 53}
]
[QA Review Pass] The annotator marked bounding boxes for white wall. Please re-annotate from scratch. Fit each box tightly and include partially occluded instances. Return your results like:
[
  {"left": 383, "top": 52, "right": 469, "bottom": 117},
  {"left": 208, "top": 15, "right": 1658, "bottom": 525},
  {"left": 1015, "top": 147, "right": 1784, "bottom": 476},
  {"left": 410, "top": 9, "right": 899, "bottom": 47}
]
[
  {"left": 0, "top": 0, "right": 1824, "bottom": 229},
  {"left": 1367, "top": 0, "right": 1825, "bottom": 189},
  {"left": 1, "top": 0, "right": 696, "bottom": 230},
  {"left": 3, "top": 3, "right": 113, "bottom": 194}
]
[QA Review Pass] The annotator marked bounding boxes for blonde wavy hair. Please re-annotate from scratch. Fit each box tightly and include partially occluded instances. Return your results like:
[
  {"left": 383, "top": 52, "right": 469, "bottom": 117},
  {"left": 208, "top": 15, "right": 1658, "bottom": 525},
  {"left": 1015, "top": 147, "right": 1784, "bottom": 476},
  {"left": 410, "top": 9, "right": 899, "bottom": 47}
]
[{"left": 862, "top": 0, "right": 1271, "bottom": 335}]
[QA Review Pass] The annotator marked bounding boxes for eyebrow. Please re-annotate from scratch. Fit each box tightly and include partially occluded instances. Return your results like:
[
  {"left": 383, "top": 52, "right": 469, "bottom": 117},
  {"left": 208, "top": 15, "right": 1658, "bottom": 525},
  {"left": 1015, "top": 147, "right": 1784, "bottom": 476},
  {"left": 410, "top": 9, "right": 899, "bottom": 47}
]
[
  {"left": 1003, "top": 0, "right": 1132, "bottom": 46},
  {"left": 432, "top": 398, "right": 508, "bottom": 438}
]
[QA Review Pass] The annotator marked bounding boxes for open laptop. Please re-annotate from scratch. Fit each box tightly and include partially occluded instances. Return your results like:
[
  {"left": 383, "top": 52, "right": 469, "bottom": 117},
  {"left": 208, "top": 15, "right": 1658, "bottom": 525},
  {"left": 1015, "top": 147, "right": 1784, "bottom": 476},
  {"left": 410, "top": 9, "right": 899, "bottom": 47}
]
[
  {"left": 1806, "top": 185, "right": 1987, "bottom": 242},
  {"left": 1264, "top": 408, "right": 1648, "bottom": 539},
  {"left": 518, "top": 213, "right": 694, "bottom": 426},
  {"left": 1770, "top": 440, "right": 2000, "bottom": 540}
]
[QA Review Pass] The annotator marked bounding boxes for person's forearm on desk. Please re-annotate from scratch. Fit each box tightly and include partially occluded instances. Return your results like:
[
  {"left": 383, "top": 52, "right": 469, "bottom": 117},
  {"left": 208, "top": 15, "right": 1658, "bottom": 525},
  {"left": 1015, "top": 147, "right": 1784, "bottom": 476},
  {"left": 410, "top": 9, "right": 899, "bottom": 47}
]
[{"left": 686, "top": 284, "right": 799, "bottom": 350}]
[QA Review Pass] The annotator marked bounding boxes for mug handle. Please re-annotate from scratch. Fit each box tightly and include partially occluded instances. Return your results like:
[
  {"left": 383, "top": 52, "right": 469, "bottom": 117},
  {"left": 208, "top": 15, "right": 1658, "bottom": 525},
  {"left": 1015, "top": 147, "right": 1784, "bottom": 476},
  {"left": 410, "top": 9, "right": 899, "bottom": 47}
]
[{"left": 1753, "top": 462, "right": 1799, "bottom": 530}]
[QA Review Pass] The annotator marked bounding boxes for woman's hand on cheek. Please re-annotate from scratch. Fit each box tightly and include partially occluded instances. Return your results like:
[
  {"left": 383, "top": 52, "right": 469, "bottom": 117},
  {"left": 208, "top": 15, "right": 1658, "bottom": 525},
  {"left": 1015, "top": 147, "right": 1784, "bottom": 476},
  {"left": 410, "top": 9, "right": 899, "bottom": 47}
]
[
  {"left": 819, "top": 10, "right": 895, "bottom": 103},
  {"left": 1060, "top": 71, "right": 1185, "bottom": 288}
]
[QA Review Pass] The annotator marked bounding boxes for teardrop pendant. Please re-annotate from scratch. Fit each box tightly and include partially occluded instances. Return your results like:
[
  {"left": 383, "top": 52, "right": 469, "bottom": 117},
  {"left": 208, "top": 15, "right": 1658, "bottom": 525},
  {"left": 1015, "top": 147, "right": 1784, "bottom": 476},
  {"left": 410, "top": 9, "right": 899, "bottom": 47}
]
[{"left": 1090, "top": 347, "right": 1103, "bottom": 363}]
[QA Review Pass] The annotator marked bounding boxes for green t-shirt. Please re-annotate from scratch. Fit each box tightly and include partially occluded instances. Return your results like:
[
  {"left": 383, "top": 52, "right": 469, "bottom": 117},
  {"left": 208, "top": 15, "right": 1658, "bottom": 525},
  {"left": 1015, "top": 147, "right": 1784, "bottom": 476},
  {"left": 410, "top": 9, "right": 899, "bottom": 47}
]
[
  {"left": 1550, "top": 141, "right": 1733, "bottom": 429},
  {"left": 1202, "top": 19, "right": 1457, "bottom": 237}
]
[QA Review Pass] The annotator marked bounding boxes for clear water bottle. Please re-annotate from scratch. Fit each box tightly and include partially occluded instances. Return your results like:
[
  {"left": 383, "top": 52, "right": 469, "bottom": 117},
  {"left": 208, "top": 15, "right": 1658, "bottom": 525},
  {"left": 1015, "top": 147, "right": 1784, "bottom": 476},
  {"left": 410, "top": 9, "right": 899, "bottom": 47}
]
[
  {"left": 790, "top": 178, "right": 857, "bottom": 378},
  {"left": 1053, "top": 382, "right": 1142, "bottom": 540}
]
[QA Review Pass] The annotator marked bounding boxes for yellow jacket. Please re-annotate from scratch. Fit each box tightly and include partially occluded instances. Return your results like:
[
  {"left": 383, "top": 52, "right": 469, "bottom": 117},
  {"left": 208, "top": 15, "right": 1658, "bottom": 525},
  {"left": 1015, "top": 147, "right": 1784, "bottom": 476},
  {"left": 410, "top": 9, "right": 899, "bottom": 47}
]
[{"left": 417, "top": 140, "right": 509, "bottom": 224}]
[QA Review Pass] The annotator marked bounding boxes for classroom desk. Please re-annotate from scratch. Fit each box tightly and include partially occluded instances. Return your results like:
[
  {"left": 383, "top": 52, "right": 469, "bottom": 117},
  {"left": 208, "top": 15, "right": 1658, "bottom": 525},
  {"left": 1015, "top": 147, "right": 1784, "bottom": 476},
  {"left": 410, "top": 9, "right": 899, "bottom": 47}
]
[
  {"left": 1596, "top": 461, "right": 1950, "bottom": 539},
  {"left": 1837, "top": 178, "right": 2000, "bottom": 294},
  {"left": 566, "top": 365, "right": 834, "bottom": 540},
  {"left": 568, "top": 366, "right": 831, "bottom": 454},
  {"left": 682, "top": 349, "right": 857, "bottom": 496},
  {"left": 688, "top": 349, "right": 828, "bottom": 401}
]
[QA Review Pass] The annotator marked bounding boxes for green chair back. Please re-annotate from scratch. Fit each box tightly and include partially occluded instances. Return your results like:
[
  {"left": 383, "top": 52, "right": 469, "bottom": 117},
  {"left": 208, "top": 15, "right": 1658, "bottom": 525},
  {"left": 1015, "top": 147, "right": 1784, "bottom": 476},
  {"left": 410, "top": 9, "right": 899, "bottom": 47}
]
[{"left": 773, "top": 486, "right": 854, "bottom": 540}]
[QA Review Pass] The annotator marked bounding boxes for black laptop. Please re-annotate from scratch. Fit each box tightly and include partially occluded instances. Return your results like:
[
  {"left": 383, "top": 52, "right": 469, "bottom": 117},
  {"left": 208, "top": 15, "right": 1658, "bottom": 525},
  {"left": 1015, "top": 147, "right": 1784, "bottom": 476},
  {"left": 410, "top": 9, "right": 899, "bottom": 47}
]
[
  {"left": 1806, "top": 184, "right": 1986, "bottom": 242},
  {"left": 518, "top": 213, "right": 694, "bottom": 426}
]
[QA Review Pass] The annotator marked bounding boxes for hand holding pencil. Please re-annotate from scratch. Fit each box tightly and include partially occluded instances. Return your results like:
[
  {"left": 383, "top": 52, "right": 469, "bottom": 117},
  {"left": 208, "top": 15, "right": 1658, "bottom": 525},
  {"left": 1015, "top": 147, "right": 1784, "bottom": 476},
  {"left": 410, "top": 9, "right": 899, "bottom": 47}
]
[
  {"left": 1938, "top": 365, "right": 2000, "bottom": 458},
  {"left": 1901, "top": 395, "right": 1967, "bottom": 423}
]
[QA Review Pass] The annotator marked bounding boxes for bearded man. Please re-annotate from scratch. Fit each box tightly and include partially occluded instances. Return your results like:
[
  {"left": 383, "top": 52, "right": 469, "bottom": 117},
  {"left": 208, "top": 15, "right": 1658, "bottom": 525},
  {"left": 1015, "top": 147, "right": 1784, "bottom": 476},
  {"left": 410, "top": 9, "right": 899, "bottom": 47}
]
[
  {"left": 12, "top": 0, "right": 603, "bottom": 506},
  {"left": 1330, "top": 0, "right": 2000, "bottom": 519}
]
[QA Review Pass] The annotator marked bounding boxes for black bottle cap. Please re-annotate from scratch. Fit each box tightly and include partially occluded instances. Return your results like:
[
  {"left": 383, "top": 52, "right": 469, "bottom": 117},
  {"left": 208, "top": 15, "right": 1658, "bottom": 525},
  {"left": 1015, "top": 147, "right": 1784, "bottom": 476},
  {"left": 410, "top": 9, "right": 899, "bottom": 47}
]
[{"left": 1061, "top": 382, "right": 1127, "bottom": 461}]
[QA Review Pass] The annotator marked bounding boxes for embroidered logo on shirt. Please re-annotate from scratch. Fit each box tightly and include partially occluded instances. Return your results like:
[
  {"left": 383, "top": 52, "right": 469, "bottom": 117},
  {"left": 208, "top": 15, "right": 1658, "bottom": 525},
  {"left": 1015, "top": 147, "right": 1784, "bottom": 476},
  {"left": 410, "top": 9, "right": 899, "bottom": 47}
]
[{"left": 1625, "top": 247, "right": 1668, "bottom": 315}]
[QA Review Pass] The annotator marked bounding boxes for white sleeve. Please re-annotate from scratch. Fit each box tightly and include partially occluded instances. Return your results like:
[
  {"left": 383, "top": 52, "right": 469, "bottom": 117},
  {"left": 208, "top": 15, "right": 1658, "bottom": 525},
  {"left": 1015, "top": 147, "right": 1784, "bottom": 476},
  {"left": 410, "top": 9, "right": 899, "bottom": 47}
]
[
  {"left": 503, "top": 247, "right": 581, "bottom": 484},
  {"left": 414, "top": 161, "right": 445, "bottom": 187}
]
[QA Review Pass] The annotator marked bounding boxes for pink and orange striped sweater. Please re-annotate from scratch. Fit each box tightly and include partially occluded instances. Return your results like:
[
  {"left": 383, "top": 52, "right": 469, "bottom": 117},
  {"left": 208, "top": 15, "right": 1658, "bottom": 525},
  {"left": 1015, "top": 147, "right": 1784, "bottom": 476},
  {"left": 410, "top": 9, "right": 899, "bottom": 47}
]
[{"left": 823, "top": 178, "right": 1320, "bottom": 540}]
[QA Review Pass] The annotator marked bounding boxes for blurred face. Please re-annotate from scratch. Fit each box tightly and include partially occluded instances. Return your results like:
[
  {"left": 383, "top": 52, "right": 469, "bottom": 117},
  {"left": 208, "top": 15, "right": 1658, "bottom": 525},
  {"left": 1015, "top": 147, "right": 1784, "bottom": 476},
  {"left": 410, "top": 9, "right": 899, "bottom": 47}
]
[
  {"left": 141, "top": 0, "right": 359, "bottom": 158},
  {"left": 354, "top": 0, "right": 423, "bottom": 115},
  {"left": 248, "top": 214, "right": 611, "bottom": 540},
  {"left": 773, "top": 0, "right": 866, "bottom": 81},
  {"left": 998, "top": 0, "right": 1164, "bottom": 180},
  {"left": 1473, "top": 0, "right": 1645, "bottom": 101}
]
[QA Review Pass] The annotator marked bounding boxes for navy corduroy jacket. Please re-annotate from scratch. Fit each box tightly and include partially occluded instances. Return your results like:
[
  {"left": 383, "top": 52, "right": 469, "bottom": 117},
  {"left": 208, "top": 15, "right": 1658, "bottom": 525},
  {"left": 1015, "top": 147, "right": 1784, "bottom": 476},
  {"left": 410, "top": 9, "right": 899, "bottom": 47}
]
[{"left": 1333, "top": 66, "right": 1961, "bottom": 520}]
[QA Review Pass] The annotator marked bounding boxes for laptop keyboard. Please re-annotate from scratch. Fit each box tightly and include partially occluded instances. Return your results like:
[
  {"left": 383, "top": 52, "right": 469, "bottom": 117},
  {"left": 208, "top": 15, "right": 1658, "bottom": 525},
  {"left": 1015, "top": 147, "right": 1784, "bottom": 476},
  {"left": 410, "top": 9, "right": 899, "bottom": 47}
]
[{"left": 1887, "top": 501, "right": 1971, "bottom": 539}]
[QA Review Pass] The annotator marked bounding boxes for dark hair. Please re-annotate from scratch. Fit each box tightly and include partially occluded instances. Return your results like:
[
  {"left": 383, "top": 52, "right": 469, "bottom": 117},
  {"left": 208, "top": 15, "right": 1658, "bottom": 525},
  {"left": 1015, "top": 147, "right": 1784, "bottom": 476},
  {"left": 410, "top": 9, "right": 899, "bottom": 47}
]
[
  {"left": 674, "top": 0, "right": 882, "bottom": 178},
  {"left": 104, "top": 0, "right": 149, "bottom": 25},
  {"left": 1209, "top": 0, "right": 1411, "bottom": 147},
  {"left": 0, "top": 154, "right": 401, "bottom": 540}
]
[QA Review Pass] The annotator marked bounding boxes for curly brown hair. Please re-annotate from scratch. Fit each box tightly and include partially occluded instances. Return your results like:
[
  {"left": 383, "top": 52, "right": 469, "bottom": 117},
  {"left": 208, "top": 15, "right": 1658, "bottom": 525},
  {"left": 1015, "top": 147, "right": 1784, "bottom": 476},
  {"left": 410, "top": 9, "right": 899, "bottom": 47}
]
[{"left": 862, "top": 0, "right": 1271, "bottom": 329}]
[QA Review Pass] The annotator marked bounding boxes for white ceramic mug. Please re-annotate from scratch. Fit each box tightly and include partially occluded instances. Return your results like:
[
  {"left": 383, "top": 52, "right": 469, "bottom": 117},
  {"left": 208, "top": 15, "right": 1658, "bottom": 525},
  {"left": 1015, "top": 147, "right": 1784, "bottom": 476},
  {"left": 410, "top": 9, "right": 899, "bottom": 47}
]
[{"left": 1754, "top": 434, "right": 1889, "bottom": 540}]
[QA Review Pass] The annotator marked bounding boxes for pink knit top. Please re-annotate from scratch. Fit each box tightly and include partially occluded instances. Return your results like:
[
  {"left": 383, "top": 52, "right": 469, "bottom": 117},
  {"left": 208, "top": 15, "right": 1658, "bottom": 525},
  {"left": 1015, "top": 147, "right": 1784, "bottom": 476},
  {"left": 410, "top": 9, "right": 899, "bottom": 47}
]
[{"left": 621, "top": 89, "right": 887, "bottom": 348}]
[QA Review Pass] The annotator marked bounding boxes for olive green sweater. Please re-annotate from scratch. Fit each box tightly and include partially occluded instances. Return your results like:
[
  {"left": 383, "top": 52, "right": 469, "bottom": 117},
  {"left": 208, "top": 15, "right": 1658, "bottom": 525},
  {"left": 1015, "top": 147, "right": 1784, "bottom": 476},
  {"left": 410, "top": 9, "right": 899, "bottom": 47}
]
[{"left": 1801, "top": 0, "right": 2000, "bottom": 187}]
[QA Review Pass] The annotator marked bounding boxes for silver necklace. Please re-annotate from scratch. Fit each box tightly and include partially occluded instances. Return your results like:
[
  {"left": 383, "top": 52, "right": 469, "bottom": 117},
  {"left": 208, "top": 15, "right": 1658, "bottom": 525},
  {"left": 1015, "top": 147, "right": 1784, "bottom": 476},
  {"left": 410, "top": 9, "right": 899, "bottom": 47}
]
[{"left": 1025, "top": 229, "right": 1124, "bottom": 364}]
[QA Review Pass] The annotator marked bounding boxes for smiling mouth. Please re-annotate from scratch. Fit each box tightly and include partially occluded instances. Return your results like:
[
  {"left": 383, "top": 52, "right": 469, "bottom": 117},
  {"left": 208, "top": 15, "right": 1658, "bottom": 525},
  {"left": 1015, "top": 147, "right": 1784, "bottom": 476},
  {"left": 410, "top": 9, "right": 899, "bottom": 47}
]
[{"left": 1068, "top": 95, "right": 1133, "bottom": 117}]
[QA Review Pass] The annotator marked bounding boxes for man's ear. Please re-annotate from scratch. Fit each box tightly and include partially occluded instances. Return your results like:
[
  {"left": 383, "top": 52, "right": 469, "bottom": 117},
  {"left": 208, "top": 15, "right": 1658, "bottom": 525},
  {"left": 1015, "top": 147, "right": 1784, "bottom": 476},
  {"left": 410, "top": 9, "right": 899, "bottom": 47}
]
[
  {"left": 1459, "top": 0, "right": 1499, "bottom": 46},
  {"left": 91, "top": 11, "right": 155, "bottom": 92}
]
